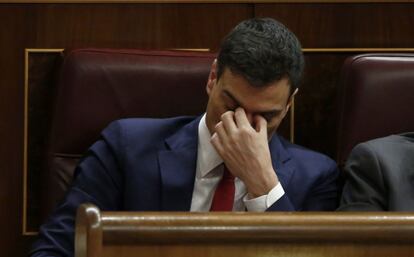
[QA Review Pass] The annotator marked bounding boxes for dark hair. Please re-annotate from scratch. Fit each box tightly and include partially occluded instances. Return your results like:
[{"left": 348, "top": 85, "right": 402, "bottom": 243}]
[{"left": 217, "top": 18, "right": 304, "bottom": 92}]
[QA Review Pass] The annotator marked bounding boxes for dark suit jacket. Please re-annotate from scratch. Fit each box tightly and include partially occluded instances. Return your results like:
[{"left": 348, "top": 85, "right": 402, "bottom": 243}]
[
  {"left": 339, "top": 132, "right": 414, "bottom": 211},
  {"left": 30, "top": 116, "right": 340, "bottom": 257}
]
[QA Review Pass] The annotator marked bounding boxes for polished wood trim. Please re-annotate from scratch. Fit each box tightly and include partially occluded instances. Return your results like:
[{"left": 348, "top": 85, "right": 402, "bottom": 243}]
[
  {"left": 103, "top": 212, "right": 414, "bottom": 243},
  {"left": 171, "top": 48, "right": 211, "bottom": 52},
  {"left": 304, "top": 48, "right": 414, "bottom": 52},
  {"left": 25, "top": 48, "right": 65, "bottom": 53},
  {"left": 22, "top": 49, "right": 64, "bottom": 236},
  {"left": 2, "top": 0, "right": 414, "bottom": 3},
  {"left": 77, "top": 204, "right": 414, "bottom": 245},
  {"left": 23, "top": 49, "right": 29, "bottom": 236},
  {"left": 76, "top": 204, "right": 103, "bottom": 257}
]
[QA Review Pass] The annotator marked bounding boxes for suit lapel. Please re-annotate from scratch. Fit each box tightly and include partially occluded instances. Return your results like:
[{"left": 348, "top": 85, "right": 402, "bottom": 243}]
[
  {"left": 269, "top": 135, "right": 295, "bottom": 189},
  {"left": 158, "top": 116, "right": 201, "bottom": 211}
]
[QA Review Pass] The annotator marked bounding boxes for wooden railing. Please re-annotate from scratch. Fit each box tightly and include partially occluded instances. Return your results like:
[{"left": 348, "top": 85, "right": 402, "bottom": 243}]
[
  {"left": 76, "top": 204, "right": 414, "bottom": 257},
  {"left": 1, "top": 0, "right": 413, "bottom": 3}
]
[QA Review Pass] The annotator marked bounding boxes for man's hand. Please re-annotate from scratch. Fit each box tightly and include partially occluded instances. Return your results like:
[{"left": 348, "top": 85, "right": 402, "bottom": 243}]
[{"left": 211, "top": 108, "right": 278, "bottom": 198}]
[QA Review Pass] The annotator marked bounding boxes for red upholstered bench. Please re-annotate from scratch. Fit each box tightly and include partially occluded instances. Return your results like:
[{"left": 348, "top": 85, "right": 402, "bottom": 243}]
[{"left": 42, "top": 49, "right": 216, "bottom": 218}]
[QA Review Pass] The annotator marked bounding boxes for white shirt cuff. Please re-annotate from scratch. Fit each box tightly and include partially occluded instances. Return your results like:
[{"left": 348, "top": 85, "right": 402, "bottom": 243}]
[{"left": 243, "top": 183, "right": 285, "bottom": 212}]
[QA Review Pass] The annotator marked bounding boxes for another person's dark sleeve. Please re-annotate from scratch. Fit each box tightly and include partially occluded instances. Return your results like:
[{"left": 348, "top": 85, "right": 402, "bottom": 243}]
[{"left": 338, "top": 143, "right": 387, "bottom": 211}]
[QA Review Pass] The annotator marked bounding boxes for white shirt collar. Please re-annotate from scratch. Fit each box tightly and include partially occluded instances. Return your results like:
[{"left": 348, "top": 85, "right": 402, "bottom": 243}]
[{"left": 197, "top": 113, "right": 223, "bottom": 178}]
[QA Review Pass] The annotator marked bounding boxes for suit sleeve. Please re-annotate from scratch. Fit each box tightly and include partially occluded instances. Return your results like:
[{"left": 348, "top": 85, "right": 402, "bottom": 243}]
[
  {"left": 266, "top": 194, "right": 295, "bottom": 211},
  {"left": 29, "top": 122, "right": 124, "bottom": 257},
  {"left": 267, "top": 157, "right": 340, "bottom": 211},
  {"left": 301, "top": 159, "right": 340, "bottom": 211},
  {"left": 337, "top": 143, "right": 387, "bottom": 211}
]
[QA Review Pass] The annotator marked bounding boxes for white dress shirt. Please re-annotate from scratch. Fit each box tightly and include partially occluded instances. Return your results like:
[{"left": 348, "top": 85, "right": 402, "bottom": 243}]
[{"left": 190, "top": 114, "right": 285, "bottom": 212}]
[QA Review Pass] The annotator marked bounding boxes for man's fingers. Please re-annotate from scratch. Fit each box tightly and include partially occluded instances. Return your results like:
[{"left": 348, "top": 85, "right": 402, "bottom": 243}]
[
  {"left": 254, "top": 115, "right": 268, "bottom": 136},
  {"left": 221, "top": 111, "right": 237, "bottom": 133},
  {"left": 214, "top": 121, "right": 227, "bottom": 138},
  {"left": 234, "top": 108, "right": 251, "bottom": 128},
  {"left": 211, "top": 132, "right": 224, "bottom": 155}
]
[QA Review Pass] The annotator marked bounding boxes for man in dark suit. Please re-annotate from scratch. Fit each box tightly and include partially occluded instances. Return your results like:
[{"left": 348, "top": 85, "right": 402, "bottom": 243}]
[
  {"left": 30, "top": 18, "right": 340, "bottom": 257},
  {"left": 339, "top": 132, "right": 414, "bottom": 211}
]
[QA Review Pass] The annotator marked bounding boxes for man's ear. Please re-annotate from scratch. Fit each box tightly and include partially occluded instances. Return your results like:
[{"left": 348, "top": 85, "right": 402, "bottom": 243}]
[
  {"left": 280, "top": 88, "right": 298, "bottom": 120},
  {"left": 286, "top": 88, "right": 298, "bottom": 111},
  {"left": 206, "top": 59, "right": 218, "bottom": 96}
]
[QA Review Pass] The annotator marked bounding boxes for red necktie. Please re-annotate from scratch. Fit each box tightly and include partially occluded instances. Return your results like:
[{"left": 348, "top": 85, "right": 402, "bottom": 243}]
[{"left": 210, "top": 166, "right": 235, "bottom": 211}]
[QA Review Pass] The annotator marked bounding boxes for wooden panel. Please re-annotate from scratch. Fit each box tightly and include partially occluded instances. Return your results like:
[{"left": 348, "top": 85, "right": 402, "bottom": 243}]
[
  {"left": 2, "top": 0, "right": 414, "bottom": 3},
  {"left": 0, "top": 6, "right": 28, "bottom": 257},
  {"left": 255, "top": 3, "right": 414, "bottom": 48},
  {"left": 294, "top": 52, "right": 349, "bottom": 157},
  {"left": 24, "top": 50, "right": 64, "bottom": 234},
  {"left": 26, "top": 4, "right": 252, "bottom": 50}
]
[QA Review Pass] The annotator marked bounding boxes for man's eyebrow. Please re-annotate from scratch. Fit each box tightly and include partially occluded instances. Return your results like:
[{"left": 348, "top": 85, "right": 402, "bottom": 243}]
[
  {"left": 223, "top": 89, "right": 242, "bottom": 107},
  {"left": 223, "top": 89, "right": 283, "bottom": 114}
]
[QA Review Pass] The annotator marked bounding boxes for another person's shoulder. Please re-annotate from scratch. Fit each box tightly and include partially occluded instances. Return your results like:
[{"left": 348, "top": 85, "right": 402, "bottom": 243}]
[
  {"left": 351, "top": 132, "right": 414, "bottom": 157},
  {"left": 361, "top": 134, "right": 400, "bottom": 148}
]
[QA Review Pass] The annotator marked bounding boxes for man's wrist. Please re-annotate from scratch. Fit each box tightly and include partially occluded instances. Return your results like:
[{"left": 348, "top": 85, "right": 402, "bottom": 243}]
[{"left": 245, "top": 168, "right": 278, "bottom": 198}]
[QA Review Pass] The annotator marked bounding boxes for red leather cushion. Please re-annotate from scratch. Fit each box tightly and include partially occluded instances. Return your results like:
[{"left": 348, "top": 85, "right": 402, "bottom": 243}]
[
  {"left": 337, "top": 53, "right": 414, "bottom": 166},
  {"left": 52, "top": 48, "right": 216, "bottom": 154},
  {"left": 43, "top": 49, "right": 216, "bottom": 217}
]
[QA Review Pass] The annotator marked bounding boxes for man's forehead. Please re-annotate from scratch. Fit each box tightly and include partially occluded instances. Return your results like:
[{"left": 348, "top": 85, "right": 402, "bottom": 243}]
[
  {"left": 222, "top": 88, "right": 287, "bottom": 113},
  {"left": 221, "top": 71, "right": 290, "bottom": 99}
]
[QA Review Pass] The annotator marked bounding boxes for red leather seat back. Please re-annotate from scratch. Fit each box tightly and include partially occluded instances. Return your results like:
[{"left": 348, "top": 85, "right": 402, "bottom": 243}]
[
  {"left": 337, "top": 53, "right": 414, "bottom": 167},
  {"left": 44, "top": 49, "right": 216, "bottom": 217}
]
